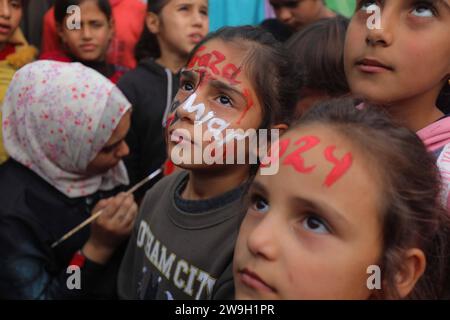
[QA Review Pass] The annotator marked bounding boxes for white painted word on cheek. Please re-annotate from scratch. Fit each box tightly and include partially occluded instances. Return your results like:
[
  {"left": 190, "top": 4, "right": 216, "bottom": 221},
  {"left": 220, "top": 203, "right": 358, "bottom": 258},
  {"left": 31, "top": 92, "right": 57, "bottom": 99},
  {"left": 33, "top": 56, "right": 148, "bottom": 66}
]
[{"left": 181, "top": 93, "right": 230, "bottom": 142}]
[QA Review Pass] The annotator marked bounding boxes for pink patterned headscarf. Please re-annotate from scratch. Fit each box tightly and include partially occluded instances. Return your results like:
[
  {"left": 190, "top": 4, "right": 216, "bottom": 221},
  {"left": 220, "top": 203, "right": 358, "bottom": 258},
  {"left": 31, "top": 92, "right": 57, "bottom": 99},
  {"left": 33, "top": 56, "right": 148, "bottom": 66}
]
[{"left": 2, "top": 61, "right": 131, "bottom": 198}]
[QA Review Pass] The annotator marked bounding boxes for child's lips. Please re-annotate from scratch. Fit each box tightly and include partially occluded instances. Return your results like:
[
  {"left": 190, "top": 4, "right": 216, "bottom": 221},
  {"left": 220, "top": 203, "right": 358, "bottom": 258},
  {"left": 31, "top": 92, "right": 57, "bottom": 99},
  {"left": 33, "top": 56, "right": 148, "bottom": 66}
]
[
  {"left": 80, "top": 43, "right": 98, "bottom": 52},
  {"left": 189, "top": 33, "right": 204, "bottom": 43},
  {"left": 239, "top": 268, "right": 276, "bottom": 294},
  {"left": 356, "top": 58, "right": 394, "bottom": 74},
  {"left": 0, "top": 23, "right": 11, "bottom": 35}
]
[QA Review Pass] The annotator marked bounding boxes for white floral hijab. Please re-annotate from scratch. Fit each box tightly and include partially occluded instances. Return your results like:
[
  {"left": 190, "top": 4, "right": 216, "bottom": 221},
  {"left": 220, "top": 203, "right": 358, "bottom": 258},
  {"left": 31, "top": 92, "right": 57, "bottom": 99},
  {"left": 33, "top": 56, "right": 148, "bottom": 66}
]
[{"left": 2, "top": 61, "right": 131, "bottom": 198}]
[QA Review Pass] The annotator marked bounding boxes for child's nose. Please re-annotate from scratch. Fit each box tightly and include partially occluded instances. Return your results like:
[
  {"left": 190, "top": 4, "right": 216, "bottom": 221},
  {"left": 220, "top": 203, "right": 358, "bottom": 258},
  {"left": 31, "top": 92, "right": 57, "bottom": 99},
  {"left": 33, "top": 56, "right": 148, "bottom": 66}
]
[
  {"left": 365, "top": 9, "right": 394, "bottom": 47},
  {"left": 175, "top": 93, "right": 207, "bottom": 123},
  {"left": 0, "top": 2, "right": 11, "bottom": 18},
  {"left": 277, "top": 7, "right": 293, "bottom": 24},
  {"left": 175, "top": 102, "right": 197, "bottom": 124},
  {"left": 192, "top": 10, "right": 205, "bottom": 27},
  {"left": 246, "top": 214, "right": 278, "bottom": 261},
  {"left": 82, "top": 26, "right": 93, "bottom": 39}
]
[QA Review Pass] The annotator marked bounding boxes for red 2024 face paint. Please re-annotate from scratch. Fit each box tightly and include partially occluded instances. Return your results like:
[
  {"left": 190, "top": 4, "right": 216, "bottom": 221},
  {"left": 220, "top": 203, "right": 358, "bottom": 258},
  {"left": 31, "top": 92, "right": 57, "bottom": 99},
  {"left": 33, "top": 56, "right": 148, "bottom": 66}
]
[
  {"left": 262, "top": 137, "right": 353, "bottom": 188},
  {"left": 188, "top": 46, "right": 242, "bottom": 85}
]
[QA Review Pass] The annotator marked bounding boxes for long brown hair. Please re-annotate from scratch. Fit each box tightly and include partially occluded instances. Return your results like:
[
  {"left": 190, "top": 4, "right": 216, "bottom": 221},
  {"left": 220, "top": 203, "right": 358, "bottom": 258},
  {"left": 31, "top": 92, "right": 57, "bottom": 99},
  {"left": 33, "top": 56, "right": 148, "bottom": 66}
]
[{"left": 134, "top": 0, "right": 170, "bottom": 62}]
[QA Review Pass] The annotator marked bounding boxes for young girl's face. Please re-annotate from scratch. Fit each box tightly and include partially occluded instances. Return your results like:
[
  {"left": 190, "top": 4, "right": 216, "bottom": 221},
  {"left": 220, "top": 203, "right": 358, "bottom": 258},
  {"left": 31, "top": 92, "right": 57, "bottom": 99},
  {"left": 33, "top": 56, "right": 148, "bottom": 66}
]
[
  {"left": 155, "top": 0, "right": 209, "bottom": 58},
  {"left": 344, "top": 0, "right": 450, "bottom": 105},
  {"left": 233, "top": 125, "right": 384, "bottom": 299},
  {"left": 166, "top": 39, "right": 263, "bottom": 170},
  {"left": 270, "top": 0, "right": 326, "bottom": 31},
  {"left": 0, "top": 0, "right": 23, "bottom": 46},
  {"left": 59, "top": 0, "right": 113, "bottom": 62},
  {"left": 86, "top": 111, "right": 131, "bottom": 175}
]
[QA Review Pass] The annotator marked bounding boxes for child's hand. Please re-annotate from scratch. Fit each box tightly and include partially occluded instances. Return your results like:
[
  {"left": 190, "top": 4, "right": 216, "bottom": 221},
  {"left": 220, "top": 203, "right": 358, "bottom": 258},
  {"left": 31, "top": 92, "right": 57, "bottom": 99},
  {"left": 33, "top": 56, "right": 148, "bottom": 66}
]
[{"left": 82, "top": 193, "right": 138, "bottom": 264}]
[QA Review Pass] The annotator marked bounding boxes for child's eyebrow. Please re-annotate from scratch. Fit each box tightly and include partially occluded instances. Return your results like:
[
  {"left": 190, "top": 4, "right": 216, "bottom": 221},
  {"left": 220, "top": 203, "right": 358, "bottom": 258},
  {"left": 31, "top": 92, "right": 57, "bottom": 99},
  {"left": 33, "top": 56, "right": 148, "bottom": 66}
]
[
  {"left": 293, "top": 196, "right": 352, "bottom": 230},
  {"left": 425, "top": 0, "right": 450, "bottom": 10},
  {"left": 209, "top": 79, "right": 246, "bottom": 100},
  {"left": 441, "top": 0, "right": 450, "bottom": 10},
  {"left": 250, "top": 180, "right": 267, "bottom": 195}
]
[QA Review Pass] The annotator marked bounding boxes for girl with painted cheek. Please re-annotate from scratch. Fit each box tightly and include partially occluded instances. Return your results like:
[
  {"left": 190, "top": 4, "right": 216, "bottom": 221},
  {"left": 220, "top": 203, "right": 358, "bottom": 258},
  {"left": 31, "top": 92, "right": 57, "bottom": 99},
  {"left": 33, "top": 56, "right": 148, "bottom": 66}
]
[
  {"left": 0, "top": 61, "right": 138, "bottom": 299},
  {"left": 234, "top": 98, "right": 450, "bottom": 300},
  {"left": 117, "top": 26, "right": 299, "bottom": 300},
  {"left": 118, "top": 0, "right": 209, "bottom": 201},
  {"left": 344, "top": 0, "right": 450, "bottom": 211}
]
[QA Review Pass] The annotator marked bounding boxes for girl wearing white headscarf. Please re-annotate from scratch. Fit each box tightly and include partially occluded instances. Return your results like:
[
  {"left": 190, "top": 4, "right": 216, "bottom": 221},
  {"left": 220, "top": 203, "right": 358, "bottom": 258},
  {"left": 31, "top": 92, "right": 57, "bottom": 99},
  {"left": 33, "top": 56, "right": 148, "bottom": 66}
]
[{"left": 0, "top": 61, "right": 138, "bottom": 299}]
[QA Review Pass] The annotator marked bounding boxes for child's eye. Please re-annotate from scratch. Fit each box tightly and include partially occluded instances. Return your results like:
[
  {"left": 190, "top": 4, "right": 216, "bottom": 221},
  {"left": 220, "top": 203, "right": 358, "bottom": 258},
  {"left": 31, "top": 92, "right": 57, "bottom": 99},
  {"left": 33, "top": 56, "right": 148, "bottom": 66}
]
[
  {"left": 302, "top": 215, "right": 331, "bottom": 235},
  {"left": 10, "top": 1, "right": 21, "bottom": 9},
  {"left": 250, "top": 194, "right": 270, "bottom": 214},
  {"left": 358, "top": 0, "right": 379, "bottom": 12},
  {"left": 411, "top": 3, "right": 436, "bottom": 17},
  {"left": 179, "top": 5, "right": 189, "bottom": 11},
  {"left": 90, "top": 21, "right": 105, "bottom": 29},
  {"left": 200, "top": 8, "right": 208, "bottom": 16},
  {"left": 181, "top": 81, "right": 195, "bottom": 92},
  {"left": 216, "top": 95, "right": 233, "bottom": 107}
]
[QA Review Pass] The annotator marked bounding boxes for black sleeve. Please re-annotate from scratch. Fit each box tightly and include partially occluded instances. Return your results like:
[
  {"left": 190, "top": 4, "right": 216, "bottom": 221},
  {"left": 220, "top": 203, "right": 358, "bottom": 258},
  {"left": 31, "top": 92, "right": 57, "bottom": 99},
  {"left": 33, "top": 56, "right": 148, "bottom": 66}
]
[
  {"left": 117, "top": 74, "right": 141, "bottom": 186},
  {"left": 0, "top": 216, "right": 107, "bottom": 300}
]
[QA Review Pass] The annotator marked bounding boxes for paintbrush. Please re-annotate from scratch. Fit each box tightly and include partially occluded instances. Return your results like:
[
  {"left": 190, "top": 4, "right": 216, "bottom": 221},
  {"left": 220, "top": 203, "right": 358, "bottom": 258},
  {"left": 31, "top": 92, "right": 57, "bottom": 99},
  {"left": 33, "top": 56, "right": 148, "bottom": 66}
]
[{"left": 50, "top": 168, "right": 162, "bottom": 248}]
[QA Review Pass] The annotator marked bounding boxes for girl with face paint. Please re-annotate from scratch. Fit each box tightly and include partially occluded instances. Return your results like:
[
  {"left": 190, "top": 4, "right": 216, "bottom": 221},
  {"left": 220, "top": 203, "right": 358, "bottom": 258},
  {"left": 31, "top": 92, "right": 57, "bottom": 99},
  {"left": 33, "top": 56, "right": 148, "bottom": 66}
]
[
  {"left": 234, "top": 99, "right": 450, "bottom": 300},
  {"left": 117, "top": 26, "right": 299, "bottom": 300}
]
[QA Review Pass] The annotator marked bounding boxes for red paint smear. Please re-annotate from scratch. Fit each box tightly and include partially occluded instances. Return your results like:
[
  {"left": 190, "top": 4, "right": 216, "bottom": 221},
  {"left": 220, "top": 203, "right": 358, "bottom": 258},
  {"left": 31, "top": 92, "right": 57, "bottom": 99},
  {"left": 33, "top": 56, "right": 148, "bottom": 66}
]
[
  {"left": 164, "top": 159, "right": 176, "bottom": 176},
  {"left": 210, "top": 50, "right": 225, "bottom": 75},
  {"left": 187, "top": 46, "right": 206, "bottom": 69},
  {"left": 236, "top": 88, "right": 254, "bottom": 125},
  {"left": 222, "top": 63, "right": 241, "bottom": 85},
  {"left": 187, "top": 47, "right": 241, "bottom": 86},
  {"left": 283, "top": 136, "right": 320, "bottom": 173},
  {"left": 69, "top": 251, "right": 86, "bottom": 268},
  {"left": 323, "top": 146, "right": 353, "bottom": 188},
  {"left": 260, "top": 138, "right": 291, "bottom": 168},
  {"left": 166, "top": 113, "right": 175, "bottom": 127}
]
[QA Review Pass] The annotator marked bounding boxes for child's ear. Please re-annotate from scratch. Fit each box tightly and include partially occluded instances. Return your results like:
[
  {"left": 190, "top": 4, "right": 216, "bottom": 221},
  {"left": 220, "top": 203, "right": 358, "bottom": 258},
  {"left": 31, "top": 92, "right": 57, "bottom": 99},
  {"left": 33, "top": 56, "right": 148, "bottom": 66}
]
[
  {"left": 145, "top": 12, "right": 160, "bottom": 34},
  {"left": 394, "top": 248, "right": 426, "bottom": 298},
  {"left": 271, "top": 123, "right": 289, "bottom": 136}
]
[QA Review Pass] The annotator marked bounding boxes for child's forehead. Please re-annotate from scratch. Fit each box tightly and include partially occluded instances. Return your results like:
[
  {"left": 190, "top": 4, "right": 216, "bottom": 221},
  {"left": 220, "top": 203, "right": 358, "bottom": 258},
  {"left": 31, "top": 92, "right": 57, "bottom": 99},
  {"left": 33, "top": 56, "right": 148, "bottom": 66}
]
[
  {"left": 193, "top": 39, "right": 249, "bottom": 66},
  {"left": 284, "top": 125, "right": 350, "bottom": 151},
  {"left": 187, "top": 39, "right": 254, "bottom": 89}
]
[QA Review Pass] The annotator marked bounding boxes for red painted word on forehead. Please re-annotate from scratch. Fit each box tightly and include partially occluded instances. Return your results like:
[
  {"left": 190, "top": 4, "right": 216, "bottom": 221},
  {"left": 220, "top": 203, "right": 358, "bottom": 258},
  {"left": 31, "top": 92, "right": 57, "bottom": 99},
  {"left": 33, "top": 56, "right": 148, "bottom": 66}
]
[
  {"left": 188, "top": 46, "right": 242, "bottom": 85},
  {"left": 262, "top": 136, "right": 353, "bottom": 188}
]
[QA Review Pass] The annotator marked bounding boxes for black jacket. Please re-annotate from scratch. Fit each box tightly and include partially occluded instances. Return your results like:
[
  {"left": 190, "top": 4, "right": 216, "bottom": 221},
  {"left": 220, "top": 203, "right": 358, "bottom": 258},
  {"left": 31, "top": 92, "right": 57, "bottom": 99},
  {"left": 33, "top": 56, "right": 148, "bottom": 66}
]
[
  {"left": 0, "top": 159, "right": 125, "bottom": 299},
  {"left": 117, "top": 58, "right": 179, "bottom": 201},
  {"left": 260, "top": 18, "right": 294, "bottom": 42}
]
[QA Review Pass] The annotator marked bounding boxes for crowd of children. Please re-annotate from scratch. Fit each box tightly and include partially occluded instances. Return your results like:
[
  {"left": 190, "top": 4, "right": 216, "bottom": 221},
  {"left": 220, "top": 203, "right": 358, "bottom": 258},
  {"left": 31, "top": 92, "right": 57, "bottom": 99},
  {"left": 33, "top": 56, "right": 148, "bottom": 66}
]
[{"left": 0, "top": 0, "right": 449, "bottom": 300}]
